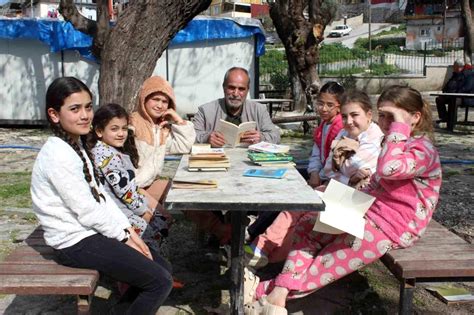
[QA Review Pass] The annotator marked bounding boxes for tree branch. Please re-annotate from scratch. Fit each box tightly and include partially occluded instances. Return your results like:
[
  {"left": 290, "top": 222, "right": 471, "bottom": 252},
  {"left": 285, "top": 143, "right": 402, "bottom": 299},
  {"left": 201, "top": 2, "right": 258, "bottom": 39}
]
[{"left": 59, "top": 0, "right": 97, "bottom": 37}]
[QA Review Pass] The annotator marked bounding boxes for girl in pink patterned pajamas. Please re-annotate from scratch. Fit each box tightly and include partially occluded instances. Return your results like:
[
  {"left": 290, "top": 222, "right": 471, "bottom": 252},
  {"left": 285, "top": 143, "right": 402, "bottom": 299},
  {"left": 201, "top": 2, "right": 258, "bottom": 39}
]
[{"left": 244, "top": 85, "right": 442, "bottom": 315}]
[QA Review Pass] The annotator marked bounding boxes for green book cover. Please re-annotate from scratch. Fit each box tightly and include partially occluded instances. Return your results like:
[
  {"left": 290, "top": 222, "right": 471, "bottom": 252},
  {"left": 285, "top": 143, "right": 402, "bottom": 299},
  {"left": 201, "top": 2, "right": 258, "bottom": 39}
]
[{"left": 248, "top": 152, "right": 293, "bottom": 162}]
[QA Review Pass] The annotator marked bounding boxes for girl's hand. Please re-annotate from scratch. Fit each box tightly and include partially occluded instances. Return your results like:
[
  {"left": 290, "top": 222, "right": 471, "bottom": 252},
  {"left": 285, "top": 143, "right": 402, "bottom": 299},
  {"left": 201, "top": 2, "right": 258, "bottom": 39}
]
[
  {"left": 161, "top": 109, "right": 185, "bottom": 125},
  {"left": 141, "top": 210, "right": 154, "bottom": 223},
  {"left": 307, "top": 172, "right": 321, "bottom": 188},
  {"left": 349, "top": 168, "right": 371, "bottom": 186},
  {"left": 125, "top": 228, "right": 153, "bottom": 260},
  {"left": 378, "top": 105, "right": 413, "bottom": 126}
]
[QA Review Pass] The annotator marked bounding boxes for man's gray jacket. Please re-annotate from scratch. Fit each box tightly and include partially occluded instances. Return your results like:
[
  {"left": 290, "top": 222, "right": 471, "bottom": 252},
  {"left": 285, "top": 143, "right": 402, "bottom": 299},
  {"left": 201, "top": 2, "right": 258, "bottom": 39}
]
[{"left": 193, "top": 98, "right": 280, "bottom": 144}]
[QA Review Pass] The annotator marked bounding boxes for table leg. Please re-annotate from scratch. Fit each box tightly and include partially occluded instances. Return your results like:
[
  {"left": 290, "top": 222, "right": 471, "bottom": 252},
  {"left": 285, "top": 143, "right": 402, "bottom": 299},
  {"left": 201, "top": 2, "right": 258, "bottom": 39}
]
[
  {"left": 230, "top": 211, "right": 247, "bottom": 315},
  {"left": 447, "top": 97, "right": 458, "bottom": 132}
]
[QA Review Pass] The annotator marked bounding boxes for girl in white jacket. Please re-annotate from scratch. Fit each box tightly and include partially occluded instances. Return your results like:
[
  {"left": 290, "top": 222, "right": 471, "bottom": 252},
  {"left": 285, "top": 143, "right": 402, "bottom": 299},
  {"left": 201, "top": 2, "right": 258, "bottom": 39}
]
[{"left": 30, "top": 77, "right": 172, "bottom": 315}]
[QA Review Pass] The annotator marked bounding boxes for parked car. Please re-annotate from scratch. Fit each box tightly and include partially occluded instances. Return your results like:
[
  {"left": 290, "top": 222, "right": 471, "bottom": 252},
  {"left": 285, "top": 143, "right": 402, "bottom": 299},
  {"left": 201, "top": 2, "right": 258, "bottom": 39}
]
[{"left": 328, "top": 25, "right": 352, "bottom": 37}]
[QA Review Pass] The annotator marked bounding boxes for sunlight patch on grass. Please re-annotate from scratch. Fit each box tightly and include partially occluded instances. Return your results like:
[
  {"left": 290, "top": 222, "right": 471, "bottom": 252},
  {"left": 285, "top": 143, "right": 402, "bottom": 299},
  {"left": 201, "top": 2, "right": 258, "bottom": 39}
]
[{"left": 0, "top": 172, "right": 32, "bottom": 208}]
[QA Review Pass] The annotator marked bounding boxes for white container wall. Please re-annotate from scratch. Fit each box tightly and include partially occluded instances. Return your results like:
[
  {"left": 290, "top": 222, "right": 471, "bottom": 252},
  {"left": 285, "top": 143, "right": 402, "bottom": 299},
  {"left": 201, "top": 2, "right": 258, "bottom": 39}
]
[{"left": 0, "top": 18, "right": 261, "bottom": 124}]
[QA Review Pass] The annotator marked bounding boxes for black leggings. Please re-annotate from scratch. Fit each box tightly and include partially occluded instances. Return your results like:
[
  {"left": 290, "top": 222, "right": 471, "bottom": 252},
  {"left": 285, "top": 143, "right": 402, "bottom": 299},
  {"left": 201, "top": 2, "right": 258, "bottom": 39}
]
[{"left": 55, "top": 234, "right": 173, "bottom": 315}]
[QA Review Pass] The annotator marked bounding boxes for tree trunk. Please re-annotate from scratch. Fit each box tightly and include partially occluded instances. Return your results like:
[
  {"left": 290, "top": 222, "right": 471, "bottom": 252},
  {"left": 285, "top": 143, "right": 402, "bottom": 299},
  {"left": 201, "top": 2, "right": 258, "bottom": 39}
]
[
  {"left": 269, "top": 0, "right": 336, "bottom": 112},
  {"left": 460, "top": 0, "right": 474, "bottom": 64},
  {"left": 60, "top": 0, "right": 211, "bottom": 111}
]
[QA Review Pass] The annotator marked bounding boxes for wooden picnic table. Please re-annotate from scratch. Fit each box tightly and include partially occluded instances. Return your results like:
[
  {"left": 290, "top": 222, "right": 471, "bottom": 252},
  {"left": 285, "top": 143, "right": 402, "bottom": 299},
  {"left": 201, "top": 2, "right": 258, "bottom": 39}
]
[
  {"left": 430, "top": 92, "right": 474, "bottom": 131},
  {"left": 164, "top": 148, "right": 324, "bottom": 315},
  {"left": 250, "top": 98, "right": 294, "bottom": 117}
]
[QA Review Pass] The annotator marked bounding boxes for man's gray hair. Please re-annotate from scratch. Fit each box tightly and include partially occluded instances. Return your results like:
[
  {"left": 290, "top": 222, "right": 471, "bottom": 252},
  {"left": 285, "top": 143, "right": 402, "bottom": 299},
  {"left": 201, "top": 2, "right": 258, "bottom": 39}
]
[
  {"left": 454, "top": 59, "right": 465, "bottom": 67},
  {"left": 223, "top": 67, "right": 250, "bottom": 88}
]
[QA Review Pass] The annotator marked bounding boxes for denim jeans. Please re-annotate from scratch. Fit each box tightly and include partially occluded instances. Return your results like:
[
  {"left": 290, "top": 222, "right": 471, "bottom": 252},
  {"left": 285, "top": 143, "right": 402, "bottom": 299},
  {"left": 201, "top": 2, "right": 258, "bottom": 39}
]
[{"left": 55, "top": 233, "right": 173, "bottom": 315}]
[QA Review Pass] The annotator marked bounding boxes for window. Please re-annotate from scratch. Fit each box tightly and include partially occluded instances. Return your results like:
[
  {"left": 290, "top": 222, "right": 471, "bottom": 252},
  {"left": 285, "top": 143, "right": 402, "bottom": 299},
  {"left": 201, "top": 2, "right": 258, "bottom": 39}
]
[{"left": 420, "top": 28, "right": 431, "bottom": 36}]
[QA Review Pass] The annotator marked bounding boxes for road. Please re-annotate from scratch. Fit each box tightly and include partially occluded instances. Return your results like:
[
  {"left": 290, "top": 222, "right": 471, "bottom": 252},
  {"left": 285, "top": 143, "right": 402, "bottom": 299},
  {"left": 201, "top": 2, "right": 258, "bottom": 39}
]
[{"left": 323, "top": 23, "right": 397, "bottom": 48}]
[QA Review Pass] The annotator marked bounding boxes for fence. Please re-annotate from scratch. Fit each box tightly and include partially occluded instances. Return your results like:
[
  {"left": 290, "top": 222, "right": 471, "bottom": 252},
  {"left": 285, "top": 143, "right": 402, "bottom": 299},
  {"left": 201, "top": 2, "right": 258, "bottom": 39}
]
[{"left": 260, "top": 39, "right": 464, "bottom": 86}]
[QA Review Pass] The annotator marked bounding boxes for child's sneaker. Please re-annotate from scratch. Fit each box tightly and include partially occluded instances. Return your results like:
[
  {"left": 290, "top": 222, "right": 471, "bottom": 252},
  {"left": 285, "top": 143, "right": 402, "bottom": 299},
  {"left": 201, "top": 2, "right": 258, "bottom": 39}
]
[{"left": 244, "top": 244, "right": 268, "bottom": 269}]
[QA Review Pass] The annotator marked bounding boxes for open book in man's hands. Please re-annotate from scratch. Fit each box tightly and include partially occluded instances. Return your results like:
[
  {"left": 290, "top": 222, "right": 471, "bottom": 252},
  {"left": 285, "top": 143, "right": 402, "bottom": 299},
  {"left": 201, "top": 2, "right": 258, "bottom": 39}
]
[
  {"left": 313, "top": 179, "right": 375, "bottom": 239},
  {"left": 215, "top": 119, "right": 257, "bottom": 147}
]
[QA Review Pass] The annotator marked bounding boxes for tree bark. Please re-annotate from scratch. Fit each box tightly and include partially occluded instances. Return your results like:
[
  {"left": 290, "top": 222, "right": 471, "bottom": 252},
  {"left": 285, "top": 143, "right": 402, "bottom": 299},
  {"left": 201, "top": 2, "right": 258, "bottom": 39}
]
[
  {"left": 460, "top": 0, "right": 474, "bottom": 64},
  {"left": 60, "top": 0, "right": 211, "bottom": 110},
  {"left": 269, "top": 0, "right": 336, "bottom": 111}
]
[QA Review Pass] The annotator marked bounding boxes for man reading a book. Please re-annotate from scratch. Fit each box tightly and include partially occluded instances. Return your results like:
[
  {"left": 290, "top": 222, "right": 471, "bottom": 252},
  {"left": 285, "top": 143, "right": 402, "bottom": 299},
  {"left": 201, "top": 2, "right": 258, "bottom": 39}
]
[
  {"left": 188, "top": 67, "right": 281, "bottom": 245},
  {"left": 193, "top": 67, "right": 280, "bottom": 147}
]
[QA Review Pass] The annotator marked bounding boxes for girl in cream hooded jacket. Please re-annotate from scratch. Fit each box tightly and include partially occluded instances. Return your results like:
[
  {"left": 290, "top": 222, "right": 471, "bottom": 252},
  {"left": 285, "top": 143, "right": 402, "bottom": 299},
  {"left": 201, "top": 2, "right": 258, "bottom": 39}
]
[{"left": 130, "top": 76, "right": 195, "bottom": 188}]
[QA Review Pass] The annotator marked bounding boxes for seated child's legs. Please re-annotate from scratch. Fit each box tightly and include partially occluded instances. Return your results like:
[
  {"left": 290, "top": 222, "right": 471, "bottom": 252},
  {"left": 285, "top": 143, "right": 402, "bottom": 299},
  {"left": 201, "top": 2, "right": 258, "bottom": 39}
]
[
  {"left": 252, "top": 211, "right": 314, "bottom": 262},
  {"left": 255, "top": 219, "right": 393, "bottom": 300},
  {"left": 55, "top": 234, "right": 173, "bottom": 313}
]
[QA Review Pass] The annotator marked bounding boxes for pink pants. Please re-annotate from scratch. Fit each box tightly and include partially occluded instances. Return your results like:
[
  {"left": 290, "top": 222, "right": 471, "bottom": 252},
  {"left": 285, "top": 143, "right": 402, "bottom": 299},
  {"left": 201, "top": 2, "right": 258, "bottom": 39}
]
[
  {"left": 253, "top": 210, "right": 314, "bottom": 263},
  {"left": 255, "top": 217, "right": 395, "bottom": 300}
]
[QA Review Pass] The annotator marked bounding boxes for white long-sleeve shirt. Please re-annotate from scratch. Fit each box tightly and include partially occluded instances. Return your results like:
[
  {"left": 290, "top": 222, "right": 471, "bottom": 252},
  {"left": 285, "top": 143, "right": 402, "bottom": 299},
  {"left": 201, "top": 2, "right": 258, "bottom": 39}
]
[{"left": 31, "top": 137, "right": 131, "bottom": 249}]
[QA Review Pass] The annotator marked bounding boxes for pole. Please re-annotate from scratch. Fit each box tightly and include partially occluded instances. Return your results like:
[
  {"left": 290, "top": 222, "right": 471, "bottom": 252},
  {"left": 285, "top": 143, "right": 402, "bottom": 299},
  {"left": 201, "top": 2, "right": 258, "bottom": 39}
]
[{"left": 368, "top": 0, "right": 372, "bottom": 68}]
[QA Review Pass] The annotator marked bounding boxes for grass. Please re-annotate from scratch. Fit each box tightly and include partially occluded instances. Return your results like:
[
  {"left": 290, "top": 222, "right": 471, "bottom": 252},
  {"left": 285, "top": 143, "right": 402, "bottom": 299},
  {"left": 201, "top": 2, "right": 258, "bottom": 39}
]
[{"left": 0, "top": 171, "right": 32, "bottom": 208}]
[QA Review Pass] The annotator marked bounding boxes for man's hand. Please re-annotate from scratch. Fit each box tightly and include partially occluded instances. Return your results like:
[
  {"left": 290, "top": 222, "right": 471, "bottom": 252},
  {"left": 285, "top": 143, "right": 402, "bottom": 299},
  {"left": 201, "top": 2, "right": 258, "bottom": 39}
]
[
  {"left": 307, "top": 172, "right": 321, "bottom": 188},
  {"left": 209, "top": 131, "right": 226, "bottom": 147},
  {"left": 240, "top": 130, "right": 261, "bottom": 144}
]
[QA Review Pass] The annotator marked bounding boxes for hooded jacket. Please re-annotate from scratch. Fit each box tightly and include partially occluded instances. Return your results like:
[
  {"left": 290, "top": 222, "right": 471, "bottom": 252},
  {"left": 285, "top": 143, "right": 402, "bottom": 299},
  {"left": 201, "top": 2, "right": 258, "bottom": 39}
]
[{"left": 130, "top": 76, "right": 196, "bottom": 187}]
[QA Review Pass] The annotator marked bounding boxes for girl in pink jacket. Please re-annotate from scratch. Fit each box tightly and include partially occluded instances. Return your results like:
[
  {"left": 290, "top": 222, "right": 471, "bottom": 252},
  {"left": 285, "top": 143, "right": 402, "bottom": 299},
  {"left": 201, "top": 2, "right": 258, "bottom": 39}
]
[{"left": 244, "top": 85, "right": 442, "bottom": 315}]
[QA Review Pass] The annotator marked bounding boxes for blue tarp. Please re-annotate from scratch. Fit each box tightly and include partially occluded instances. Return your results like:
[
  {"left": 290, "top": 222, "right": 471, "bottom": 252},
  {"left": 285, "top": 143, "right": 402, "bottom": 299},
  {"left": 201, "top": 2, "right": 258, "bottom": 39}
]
[{"left": 0, "top": 17, "right": 266, "bottom": 61}]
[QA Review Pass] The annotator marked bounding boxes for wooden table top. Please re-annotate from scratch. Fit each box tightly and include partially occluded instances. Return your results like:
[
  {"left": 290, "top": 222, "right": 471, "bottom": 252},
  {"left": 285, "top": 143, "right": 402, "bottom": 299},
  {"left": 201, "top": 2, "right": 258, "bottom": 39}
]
[{"left": 165, "top": 148, "right": 324, "bottom": 212}]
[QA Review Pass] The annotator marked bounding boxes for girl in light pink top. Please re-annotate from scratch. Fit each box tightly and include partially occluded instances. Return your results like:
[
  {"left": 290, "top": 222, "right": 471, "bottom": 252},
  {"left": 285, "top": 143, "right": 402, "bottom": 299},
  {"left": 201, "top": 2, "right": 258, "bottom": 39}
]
[
  {"left": 245, "top": 91, "right": 384, "bottom": 268},
  {"left": 244, "top": 86, "right": 442, "bottom": 315}
]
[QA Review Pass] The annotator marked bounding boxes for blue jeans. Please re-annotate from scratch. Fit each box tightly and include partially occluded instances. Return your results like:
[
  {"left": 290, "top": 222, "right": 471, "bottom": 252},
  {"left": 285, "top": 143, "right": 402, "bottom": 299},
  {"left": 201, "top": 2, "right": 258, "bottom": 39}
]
[{"left": 55, "top": 234, "right": 173, "bottom": 315}]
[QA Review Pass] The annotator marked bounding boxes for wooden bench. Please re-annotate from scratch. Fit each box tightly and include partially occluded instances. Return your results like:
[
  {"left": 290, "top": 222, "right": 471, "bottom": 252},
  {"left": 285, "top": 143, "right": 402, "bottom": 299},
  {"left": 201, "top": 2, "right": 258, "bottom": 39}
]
[
  {"left": 0, "top": 227, "right": 99, "bottom": 314},
  {"left": 381, "top": 220, "right": 474, "bottom": 314}
]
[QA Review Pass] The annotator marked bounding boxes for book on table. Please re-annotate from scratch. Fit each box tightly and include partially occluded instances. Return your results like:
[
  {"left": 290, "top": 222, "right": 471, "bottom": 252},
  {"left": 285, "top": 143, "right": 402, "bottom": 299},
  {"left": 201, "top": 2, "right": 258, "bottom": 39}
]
[
  {"left": 243, "top": 168, "right": 287, "bottom": 179},
  {"left": 248, "top": 141, "right": 290, "bottom": 154},
  {"left": 313, "top": 179, "right": 376, "bottom": 239},
  {"left": 188, "top": 144, "right": 230, "bottom": 171},
  {"left": 215, "top": 119, "right": 257, "bottom": 147},
  {"left": 172, "top": 179, "right": 218, "bottom": 190},
  {"left": 247, "top": 152, "right": 293, "bottom": 162}
]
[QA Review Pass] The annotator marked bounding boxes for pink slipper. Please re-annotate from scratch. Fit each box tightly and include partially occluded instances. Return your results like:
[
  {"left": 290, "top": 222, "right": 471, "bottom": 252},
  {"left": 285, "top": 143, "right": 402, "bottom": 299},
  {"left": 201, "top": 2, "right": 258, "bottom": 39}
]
[{"left": 243, "top": 267, "right": 260, "bottom": 305}]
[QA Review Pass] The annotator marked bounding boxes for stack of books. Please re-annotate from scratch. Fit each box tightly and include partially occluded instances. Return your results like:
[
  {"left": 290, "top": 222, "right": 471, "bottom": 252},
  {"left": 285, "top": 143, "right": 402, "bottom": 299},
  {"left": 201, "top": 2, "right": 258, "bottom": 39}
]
[
  {"left": 188, "top": 144, "right": 230, "bottom": 171},
  {"left": 248, "top": 141, "right": 290, "bottom": 154},
  {"left": 247, "top": 152, "right": 295, "bottom": 167}
]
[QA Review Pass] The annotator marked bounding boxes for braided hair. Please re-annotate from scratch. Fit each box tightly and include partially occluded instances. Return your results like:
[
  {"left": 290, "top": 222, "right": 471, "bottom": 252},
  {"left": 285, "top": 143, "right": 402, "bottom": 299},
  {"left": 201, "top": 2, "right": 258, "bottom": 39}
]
[
  {"left": 88, "top": 103, "right": 140, "bottom": 168},
  {"left": 45, "top": 77, "right": 105, "bottom": 202}
]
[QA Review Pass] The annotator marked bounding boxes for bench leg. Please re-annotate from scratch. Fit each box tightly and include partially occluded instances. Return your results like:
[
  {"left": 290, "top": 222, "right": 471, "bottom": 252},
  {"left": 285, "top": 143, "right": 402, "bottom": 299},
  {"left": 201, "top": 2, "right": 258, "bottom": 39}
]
[
  {"left": 77, "top": 294, "right": 92, "bottom": 315},
  {"left": 399, "top": 278, "right": 415, "bottom": 315}
]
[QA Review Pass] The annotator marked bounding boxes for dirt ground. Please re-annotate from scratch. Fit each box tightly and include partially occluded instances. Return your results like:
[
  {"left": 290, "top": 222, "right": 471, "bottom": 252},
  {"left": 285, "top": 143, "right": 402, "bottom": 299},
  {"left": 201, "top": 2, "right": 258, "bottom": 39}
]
[{"left": 0, "top": 114, "right": 473, "bottom": 314}]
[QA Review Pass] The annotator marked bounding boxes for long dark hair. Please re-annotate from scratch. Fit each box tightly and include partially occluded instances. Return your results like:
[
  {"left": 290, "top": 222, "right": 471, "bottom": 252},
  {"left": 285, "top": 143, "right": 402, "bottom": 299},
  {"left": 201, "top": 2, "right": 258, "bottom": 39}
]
[
  {"left": 45, "top": 77, "right": 104, "bottom": 202},
  {"left": 89, "top": 103, "right": 140, "bottom": 168}
]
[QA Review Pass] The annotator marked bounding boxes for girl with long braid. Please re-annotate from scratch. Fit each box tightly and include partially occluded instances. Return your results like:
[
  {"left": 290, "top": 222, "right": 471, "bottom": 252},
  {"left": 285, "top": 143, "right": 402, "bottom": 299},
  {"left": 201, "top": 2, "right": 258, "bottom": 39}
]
[{"left": 30, "top": 77, "right": 172, "bottom": 314}]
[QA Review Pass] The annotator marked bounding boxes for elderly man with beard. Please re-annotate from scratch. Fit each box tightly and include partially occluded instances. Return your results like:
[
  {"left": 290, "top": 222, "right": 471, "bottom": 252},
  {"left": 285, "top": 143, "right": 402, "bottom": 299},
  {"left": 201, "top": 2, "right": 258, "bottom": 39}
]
[
  {"left": 189, "top": 67, "right": 281, "bottom": 246},
  {"left": 193, "top": 67, "right": 280, "bottom": 147}
]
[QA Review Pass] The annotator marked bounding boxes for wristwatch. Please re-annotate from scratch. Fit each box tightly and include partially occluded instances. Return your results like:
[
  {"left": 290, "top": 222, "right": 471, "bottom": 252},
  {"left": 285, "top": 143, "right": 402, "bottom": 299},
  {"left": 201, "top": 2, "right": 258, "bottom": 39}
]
[{"left": 121, "top": 229, "right": 131, "bottom": 243}]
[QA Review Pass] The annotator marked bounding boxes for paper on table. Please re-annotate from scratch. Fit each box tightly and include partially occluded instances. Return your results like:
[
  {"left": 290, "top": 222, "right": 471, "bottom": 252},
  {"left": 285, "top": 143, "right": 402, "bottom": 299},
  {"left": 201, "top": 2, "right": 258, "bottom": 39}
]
[{"left": 313, "top": 180, "right": 376, "bottom": 239}]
